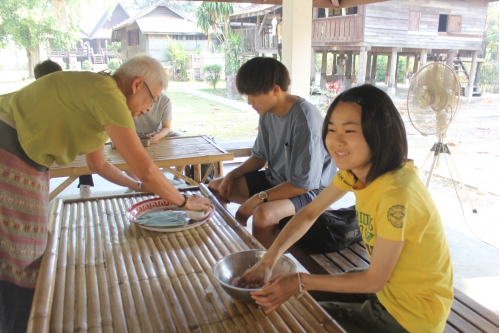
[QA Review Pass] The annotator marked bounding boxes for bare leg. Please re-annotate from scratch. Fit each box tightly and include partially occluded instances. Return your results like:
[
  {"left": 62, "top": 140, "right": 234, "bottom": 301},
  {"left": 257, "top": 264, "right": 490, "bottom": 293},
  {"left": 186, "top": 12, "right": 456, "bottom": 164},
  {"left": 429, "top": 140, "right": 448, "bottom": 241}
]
[
  {"left": 173, "top": 165, "right": 185, "bottom": 180},
  {"left": 252, "top": 199, "right": 296, "bottom": 249}
]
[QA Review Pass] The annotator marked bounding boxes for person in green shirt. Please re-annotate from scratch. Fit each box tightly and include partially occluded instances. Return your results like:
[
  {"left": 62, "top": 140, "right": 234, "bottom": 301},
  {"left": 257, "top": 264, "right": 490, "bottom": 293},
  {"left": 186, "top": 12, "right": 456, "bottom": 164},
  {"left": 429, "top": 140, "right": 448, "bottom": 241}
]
[{"left": 0, "top": 55, "right": 211, "bottom": 332}]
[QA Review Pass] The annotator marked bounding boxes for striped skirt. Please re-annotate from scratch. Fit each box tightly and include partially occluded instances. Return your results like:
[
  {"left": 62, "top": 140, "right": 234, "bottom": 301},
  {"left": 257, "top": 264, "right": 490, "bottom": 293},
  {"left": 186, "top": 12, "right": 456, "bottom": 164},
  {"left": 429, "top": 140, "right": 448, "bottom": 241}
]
[{"left": 0, "top": 119, "right": 49, "bottom": 332}]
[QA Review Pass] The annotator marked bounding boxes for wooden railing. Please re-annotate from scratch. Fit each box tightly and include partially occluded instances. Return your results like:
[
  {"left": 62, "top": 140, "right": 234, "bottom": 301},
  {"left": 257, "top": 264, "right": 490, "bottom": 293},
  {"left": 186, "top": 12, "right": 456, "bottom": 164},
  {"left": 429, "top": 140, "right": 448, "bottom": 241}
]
[
  {"left": 238, "top": 27, "right": 279, "bottom": 53},
  {"left": 312, "top": 15, "right": 364, "bottom": 43}
]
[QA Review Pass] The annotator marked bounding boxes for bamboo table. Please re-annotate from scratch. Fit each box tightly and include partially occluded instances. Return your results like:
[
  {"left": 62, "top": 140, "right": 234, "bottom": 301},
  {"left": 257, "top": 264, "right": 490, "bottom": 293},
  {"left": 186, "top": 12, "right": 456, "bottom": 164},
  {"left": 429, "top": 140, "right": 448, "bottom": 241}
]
[
  {"left": 28, "top": 184, "right": 345, "bottom": 333},
  {"left": 49, "top": 136, "right": 233, "bottom": 201}
]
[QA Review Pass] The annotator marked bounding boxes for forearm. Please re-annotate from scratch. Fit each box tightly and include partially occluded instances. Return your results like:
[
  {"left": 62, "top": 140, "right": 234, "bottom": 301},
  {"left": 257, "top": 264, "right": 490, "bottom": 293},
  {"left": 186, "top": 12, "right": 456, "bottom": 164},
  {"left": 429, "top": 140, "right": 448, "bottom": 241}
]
[
  {"left": 93, "top": 162, "right": 139, "bottom": 189},
  {"left": 155, "top": 126, "right": 171, "bottom": 139},
  {"left": 301, "top": 270, "right": 384, "bottom": 294}
]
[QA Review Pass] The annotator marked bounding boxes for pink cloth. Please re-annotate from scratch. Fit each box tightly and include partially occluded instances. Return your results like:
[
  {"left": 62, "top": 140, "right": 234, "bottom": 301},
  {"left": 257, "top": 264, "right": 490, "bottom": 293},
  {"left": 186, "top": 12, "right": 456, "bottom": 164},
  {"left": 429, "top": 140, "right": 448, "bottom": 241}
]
[{"left": 0, "top": 148, "right": 49, "bottom": 288}]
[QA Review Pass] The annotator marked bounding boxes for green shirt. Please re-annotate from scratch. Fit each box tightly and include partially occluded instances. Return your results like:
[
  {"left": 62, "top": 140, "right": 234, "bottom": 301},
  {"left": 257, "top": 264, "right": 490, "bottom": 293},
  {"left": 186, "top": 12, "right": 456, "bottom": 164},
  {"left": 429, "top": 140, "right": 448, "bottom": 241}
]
[{"left": 0, "top": 71, "right": 135, "bottom": 168}]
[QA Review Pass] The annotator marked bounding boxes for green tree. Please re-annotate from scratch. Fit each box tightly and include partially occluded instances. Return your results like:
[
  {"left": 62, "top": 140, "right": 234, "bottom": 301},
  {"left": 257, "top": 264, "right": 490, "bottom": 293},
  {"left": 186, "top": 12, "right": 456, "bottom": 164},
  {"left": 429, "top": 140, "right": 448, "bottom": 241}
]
[
  {"left": 0, "top": 0, "right": 84, "bottom": 77},
  {"left": 222, "top": 29, "right": 246, "bottom": 76},
  {"left": 203, "top": 64, "right": 222, "bottom": 89},
  {"left": 484, "top": 2, "right": 499, "bottom": 61},
  {"left": 166, "top": 37, "right": 189, "bottom": 81}
]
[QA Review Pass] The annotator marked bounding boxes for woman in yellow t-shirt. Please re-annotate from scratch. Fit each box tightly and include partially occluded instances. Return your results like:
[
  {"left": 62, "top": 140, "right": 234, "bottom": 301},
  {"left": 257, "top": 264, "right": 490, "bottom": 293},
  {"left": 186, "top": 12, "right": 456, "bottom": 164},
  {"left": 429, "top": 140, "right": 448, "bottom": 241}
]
[
  {"left": 237, "top": 85, "right": 453, "bottom": 333},
  {"left": 0, "top": 55, "right": 210, "bottom": 332}
]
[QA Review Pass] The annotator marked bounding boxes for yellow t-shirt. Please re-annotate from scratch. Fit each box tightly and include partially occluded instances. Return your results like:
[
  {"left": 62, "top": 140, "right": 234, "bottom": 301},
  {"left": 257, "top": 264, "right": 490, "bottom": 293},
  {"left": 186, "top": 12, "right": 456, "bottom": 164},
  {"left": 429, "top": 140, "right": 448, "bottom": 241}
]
[
  {"left": 334, "top": 161, "right": 453, "bottom": 333},
  {"left": 0, "top": 71, "right": 135, "bottom": 168}
]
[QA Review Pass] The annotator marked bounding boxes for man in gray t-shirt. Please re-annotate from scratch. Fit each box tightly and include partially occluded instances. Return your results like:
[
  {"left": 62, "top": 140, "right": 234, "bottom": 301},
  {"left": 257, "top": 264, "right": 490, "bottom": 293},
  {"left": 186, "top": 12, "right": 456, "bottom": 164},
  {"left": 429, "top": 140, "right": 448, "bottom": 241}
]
[
  {"left": 209, "top": 58, "right": 335, "bottom": 249},
  {"left": 130, "top": 92, "right": 185, "bottom": 180}
]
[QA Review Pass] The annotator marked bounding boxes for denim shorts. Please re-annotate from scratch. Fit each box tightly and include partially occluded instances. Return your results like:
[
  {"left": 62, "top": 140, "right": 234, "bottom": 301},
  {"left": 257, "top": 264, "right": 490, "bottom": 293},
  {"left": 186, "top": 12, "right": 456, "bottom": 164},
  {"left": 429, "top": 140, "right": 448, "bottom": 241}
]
[{"left": 244, "top": 170, "right": 320, "bottom": 213}]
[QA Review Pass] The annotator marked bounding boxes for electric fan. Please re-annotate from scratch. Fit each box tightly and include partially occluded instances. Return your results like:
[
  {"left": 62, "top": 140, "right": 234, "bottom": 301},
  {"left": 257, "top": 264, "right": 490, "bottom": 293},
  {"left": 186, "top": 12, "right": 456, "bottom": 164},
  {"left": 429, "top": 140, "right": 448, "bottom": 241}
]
[{"left": 407, "top": 62, "right": 477, "bottom": 213}]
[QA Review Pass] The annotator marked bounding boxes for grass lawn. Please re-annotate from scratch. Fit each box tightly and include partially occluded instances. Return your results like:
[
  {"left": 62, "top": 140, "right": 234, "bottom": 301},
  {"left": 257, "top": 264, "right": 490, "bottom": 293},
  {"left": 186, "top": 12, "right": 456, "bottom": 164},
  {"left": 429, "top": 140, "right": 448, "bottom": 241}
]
[{"left": 168, "top": 91, "right": 258, "bottom": 141}]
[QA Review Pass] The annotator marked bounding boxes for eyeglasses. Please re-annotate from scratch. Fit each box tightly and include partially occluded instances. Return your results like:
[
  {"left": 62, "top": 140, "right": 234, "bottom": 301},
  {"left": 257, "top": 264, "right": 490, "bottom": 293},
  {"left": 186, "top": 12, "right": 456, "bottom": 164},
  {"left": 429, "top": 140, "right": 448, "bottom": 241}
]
[{"left": 143, "top": 81, "right": 158, "bottom": 107}]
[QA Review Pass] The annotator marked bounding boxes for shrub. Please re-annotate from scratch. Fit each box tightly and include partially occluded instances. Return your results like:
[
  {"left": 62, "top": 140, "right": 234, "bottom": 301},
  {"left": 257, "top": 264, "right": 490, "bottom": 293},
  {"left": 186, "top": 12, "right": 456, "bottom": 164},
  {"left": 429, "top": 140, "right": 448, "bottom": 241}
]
[
  {"left": 203, "top": 64, "right": 222, "bottom": 89},
  {"left": 107, "top": 58, "right": 121, "bottom": 73},
  {"left": 82, "top": 60, "right": 93, "bottom": 71}
]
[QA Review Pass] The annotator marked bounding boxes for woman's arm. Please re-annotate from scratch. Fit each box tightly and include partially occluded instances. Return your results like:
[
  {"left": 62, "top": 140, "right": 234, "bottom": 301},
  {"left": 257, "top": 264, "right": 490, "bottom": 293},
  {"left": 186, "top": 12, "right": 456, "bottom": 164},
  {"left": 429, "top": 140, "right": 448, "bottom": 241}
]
[
  {"left": 264, "top": 182, "right": 347, "bottom": 266},
  {"left": 104, "top": 125, "right": 210, "bottom": 211},
  {"left": 252, "top": 236, "right": 404, "bottom": 313},
  {"left": 85, "top": 147, "right": 141, "bottom": 190},
  {"left": 237, "top": 183, "right": 347, "bottom": 288}
]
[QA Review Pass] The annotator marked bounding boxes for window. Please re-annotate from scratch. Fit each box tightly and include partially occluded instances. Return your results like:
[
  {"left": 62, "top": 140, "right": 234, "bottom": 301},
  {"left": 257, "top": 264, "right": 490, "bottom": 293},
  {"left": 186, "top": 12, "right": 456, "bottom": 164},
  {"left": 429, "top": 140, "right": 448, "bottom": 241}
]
[
  {"left": 127, "top": 29, "right": 140, "bottom": 46},
  {"left": 438, "top": 14, "right": 448, "bottom": 32},
  {"left": 447, "top": 15, "right": 462, "bottom": 33},
  {"left": 408, "top": 12, "right": 420, "bottom": 31},
  {"left": 438, "top": 14, "right": 462, "bottom": 33},
  {"left": 327, "top": 6, "right": 357, "bottom": 17}
]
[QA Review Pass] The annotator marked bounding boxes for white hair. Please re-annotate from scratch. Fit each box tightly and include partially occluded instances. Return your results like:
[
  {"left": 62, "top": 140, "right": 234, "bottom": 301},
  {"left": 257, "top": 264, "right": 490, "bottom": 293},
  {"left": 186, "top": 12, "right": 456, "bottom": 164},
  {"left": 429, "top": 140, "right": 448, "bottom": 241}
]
[{"left": 115, "top": 55, "right": 169, "bottom": 89}]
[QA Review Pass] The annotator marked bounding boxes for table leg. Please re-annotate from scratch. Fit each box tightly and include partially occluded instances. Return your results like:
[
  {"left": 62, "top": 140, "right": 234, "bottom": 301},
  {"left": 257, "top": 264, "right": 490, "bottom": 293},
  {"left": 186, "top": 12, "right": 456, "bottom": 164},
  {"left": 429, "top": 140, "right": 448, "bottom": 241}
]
[
  {"left": 164, "top": 168, "right": 198, "bottom": 186},
  {"left": 193, "top": 164, "right": 201, "bottom": 183},
  {"left": 215, "top": 161, "right": 224, "bottom": 178},
  {"left": 201, "top": 164, "right": 215, "bottom": 183},
  {"left": 49, "top": 176, "right": 78, "bottom": 201}
]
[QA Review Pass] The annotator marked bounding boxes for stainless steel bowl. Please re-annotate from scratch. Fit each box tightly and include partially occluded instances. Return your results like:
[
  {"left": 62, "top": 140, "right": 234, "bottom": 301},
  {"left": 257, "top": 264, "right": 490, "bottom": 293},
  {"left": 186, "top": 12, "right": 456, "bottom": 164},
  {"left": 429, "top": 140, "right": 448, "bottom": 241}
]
[{"left": 212, "top": 250, "right": 296, "bottom": 303}]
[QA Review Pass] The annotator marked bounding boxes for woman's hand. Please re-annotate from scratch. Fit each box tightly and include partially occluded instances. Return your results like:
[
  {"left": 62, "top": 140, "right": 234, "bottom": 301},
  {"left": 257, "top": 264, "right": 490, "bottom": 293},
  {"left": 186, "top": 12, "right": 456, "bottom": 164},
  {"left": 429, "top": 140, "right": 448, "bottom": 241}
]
[
  {"left": 234, "top": 259, "right": 273, "bottom": 290},
  {"left": 251, "top": 273, "right": 301, "bottom": 314},
  {"left": 184, "top": 193, "right": 211, "bottom": 213}
]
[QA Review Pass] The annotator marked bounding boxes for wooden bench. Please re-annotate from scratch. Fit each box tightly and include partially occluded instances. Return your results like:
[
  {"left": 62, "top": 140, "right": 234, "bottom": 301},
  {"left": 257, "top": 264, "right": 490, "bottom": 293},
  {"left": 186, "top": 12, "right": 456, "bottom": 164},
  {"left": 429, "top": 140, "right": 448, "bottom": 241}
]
[
  {"left": 287, "top": 242, "right": 500, "bottom": 333},
  {"left": 217, "top": 138, "right": 255, "bottom": 159}
]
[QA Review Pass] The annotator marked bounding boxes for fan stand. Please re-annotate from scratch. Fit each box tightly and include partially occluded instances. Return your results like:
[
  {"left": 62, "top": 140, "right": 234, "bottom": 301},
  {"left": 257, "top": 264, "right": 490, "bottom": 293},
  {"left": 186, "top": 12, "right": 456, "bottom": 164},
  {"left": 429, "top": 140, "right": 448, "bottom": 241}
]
[{"left": 420, "top": 135, "right": 478, "bottom": 213}]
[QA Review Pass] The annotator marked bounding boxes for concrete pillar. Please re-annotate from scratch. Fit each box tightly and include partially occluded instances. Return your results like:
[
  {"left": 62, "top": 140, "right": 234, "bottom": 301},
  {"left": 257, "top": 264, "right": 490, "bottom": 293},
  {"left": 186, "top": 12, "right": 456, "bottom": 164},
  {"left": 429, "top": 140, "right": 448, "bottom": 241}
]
[
  {"left": 467, "top": 50, "right": 479, "bottom": 103},
  {"left": 320, "top": 50, "right": 328, "bottom": 88},
  {"left": 370, "top": 52, "right": 378, "bottom": 85},
  {"left": 332, "top": 53, "right": 337, "bottom": 76},
  {"left": 282, "top": 0, "right": 313, "bottom": 97},
  {"left": 345, "top": 51, "right": 353, "bottom": 89},
  {"left": 358, "top": 48, "right": 367, "bottom": 85},
  {"left": 338, "top": 53, "right": 345, "bottom": 81},
  {"left": 365, "top": 51, "right": 372, "bottom": 83},
  {"left": 388, "top": 48, "right": 398, "bottom": 96},
  {"left": 445, "top": 49, "right": 457, "bottom": 88},
  {"left": 352, "top": 54, "right": 357, "bottom": 84}
]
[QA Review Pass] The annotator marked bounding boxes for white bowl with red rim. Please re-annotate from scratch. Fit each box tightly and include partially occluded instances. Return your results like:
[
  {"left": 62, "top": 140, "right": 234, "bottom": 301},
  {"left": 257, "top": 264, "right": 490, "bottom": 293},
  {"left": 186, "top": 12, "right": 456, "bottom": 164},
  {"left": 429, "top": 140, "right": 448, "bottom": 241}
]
[{"left": 126, "top": 198, "right": 214, "bottom": 232}]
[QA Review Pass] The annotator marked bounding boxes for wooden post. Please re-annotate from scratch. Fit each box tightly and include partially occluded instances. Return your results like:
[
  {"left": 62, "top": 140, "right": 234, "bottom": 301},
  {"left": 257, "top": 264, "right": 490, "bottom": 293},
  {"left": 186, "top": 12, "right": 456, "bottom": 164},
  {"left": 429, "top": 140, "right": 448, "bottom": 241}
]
[
  {"left": 320, "top": 50, "right": 327, "bottom": 88},
  {"left": 345, "top": 51, "right": 353, "bottom": 89},
  {"left": 412, "top": 54, "right": 419, "bottom": 75},
  {"left": 385, "top": 55, "right": 391, "bottom": 85},
  {"left": 388, "top": 48, "right": 398, "bottom": 96},
  {"left": 420, "top": 49, "right": 428, "bottom": 67},
  {"left": 357, "top": 48, "right": 367, "bottom": 85},
  {"left": 467, "top": 50, "right": 479, "bottom": 103},
  {"left": 370, "top": 52, "right": 377, "bottom": 85},
  {"left": 404, "top": 56, "right": 409, "bottom": 84},
  {"left": 365, "top": 51, "right": 372, "bottom": 83},
  {"left": 352, "top": 54, "right": 357, "bottom": 85}
]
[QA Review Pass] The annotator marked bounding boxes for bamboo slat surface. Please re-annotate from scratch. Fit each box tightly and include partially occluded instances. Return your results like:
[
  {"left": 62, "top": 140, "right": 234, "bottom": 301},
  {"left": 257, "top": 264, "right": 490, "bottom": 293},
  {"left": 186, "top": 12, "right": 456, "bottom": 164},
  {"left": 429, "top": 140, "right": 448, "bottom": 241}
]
[{"left": 28, "top": 184, "right": 344, "bottom": 333}]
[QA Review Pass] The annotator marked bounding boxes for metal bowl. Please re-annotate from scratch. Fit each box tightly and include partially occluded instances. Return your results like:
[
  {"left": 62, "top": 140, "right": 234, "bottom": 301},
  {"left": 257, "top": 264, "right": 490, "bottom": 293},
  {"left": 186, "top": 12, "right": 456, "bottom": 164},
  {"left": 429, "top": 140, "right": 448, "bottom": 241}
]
[{"left": 212, "top": 250, "right": 296, "bottom": 303}]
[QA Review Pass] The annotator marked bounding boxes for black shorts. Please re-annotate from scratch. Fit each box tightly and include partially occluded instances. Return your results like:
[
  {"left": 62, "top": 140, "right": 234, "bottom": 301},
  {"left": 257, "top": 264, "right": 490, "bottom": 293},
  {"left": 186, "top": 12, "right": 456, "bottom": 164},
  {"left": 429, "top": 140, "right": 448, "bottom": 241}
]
[{"left": 244, "top": 170, "right": 320, "bottom": 213}]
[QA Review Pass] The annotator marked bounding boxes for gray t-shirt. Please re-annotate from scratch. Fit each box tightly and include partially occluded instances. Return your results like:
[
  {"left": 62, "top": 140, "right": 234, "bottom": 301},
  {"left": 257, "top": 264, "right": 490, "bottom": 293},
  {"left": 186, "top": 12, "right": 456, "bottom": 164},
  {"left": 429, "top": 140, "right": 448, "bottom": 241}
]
[
  {"left": 252, "top": 97, "right": 335, "bottom": 190},
  {"left": 134, "top": 93, "right": 172, "bottom": 134}
]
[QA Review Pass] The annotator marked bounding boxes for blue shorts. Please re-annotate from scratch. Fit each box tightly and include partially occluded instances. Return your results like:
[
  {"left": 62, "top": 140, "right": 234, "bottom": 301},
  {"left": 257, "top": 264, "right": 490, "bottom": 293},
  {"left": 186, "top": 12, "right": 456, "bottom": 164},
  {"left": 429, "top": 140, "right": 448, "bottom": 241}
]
[{"left": 244, "top": 170, "right": 320, "bottom": 213}]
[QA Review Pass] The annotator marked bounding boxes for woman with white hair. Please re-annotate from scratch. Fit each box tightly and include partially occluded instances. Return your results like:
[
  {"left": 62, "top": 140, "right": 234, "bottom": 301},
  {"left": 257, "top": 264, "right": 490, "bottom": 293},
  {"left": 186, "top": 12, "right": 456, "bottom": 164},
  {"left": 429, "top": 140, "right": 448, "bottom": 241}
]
[{"left": 0, "top": 55, "right": 211, "bottom": 332}]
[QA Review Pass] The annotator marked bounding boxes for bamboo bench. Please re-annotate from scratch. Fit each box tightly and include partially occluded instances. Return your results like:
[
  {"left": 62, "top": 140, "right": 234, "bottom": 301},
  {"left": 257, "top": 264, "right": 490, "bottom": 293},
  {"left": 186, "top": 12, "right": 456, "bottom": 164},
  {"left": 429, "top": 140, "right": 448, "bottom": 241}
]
[
  {"left": 217, "top": 138, "right": 255, "bottom": 159},
  {"left": 287, "top": 242, "right": 500, "bottom": 333}
]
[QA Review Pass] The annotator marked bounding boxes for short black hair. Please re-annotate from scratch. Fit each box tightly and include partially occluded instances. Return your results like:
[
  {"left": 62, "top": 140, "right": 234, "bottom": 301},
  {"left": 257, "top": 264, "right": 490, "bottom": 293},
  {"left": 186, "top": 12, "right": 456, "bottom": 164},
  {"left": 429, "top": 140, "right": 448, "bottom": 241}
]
[
  {"left": 34, "top": 60, "right": 62, "bottom": 79},
  {"left": 322, "top": 84, "right": 408, "bottom": 184},
  {"left": 236, "top": 57, "right": 291, "bottom": 95}
]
